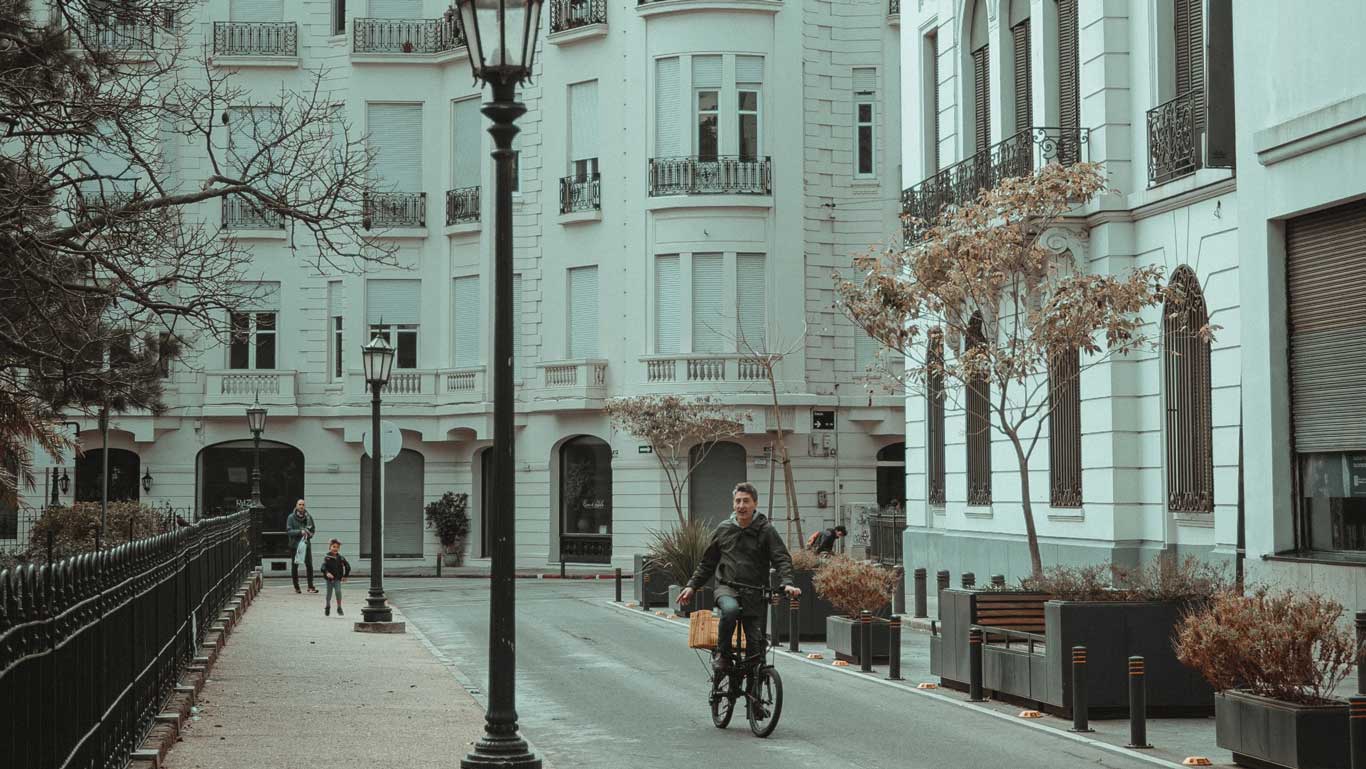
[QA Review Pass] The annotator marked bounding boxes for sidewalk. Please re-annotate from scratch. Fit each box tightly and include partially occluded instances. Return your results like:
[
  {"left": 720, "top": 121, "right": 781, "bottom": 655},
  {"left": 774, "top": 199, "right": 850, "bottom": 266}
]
[{"left": 164, "top": 583, "right": 490, "bottom": 769}]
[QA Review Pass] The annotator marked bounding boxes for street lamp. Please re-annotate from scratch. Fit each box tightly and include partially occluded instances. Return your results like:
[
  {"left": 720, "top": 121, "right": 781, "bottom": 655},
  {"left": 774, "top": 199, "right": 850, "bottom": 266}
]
[
  {"left": 246, "top": 393, "right": 267, "bottom": 556},
  {"left": 447, "top": 1, "right": 542, "bottom": 766},
  {"left": 360, "top": 331, "right": 396, "bottom": 624},
  {"left": 59, "top": 470, "right": 70, "bottom": 495},
  {"left": 141, "top": 468, "right": 153, "bottom": 493}
]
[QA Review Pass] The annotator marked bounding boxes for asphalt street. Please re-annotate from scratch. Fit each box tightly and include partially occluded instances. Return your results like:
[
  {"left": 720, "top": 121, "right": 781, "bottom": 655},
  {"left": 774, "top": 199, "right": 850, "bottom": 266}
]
[{"left": 388, "top": 578, "right": 1177, "bottom": 769}]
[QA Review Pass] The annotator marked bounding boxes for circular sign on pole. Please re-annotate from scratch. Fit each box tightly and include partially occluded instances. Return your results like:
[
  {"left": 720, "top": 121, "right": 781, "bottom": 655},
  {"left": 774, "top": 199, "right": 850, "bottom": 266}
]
[{"left": 362, "top": 420, "right": 403, "bottom": 463}]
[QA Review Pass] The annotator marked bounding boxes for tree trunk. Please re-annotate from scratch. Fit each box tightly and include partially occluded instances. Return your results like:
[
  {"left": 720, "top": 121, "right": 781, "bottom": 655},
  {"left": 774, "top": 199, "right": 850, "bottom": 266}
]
[
  {"left": 1009, "top": 436, "right": 1044, "bottom": 579},
  {"left": 766, "top": 370, "right": 804, "bottom": 548}
]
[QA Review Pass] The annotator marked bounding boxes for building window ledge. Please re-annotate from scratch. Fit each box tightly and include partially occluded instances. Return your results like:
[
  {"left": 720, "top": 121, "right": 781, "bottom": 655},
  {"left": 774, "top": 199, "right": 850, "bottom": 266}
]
[
  {"left": 223, "top": 228, "right": 288, "bottom": 241},
  {"left": 1046, "top": 509, "right": 1085, "bottom": 523},
  {"left": 559, "top": 209, "right": 602, "bottom": 226},
  {"left": 1126, "top": 167, "right": 1235, "bottom": 212},
  {"left": 349, "top": 49, "right": 467, "bottom": 66},
  {"left": 645, "top": 194, "right": 772, "bottom": 212},
  {"left": 963, "top": 507, "right": 994, "bottom": 519},
  {"left": 1173, "top": 511, "right": 1215, "bottom": 528},
  {"left": 444, "top": 221, "right": 482, "bottom": 237},
  {"left": 367, "top": 227, "right": 429, "bottom": 239},
  {"left": 211, "top": 54, "right": 301, "bottom": 69},
  {"left": 636, "top": 0, "right": 782, "bottom": 17},
  {"left": 547, "top": 22, "right": 608, "bottom": 45}
]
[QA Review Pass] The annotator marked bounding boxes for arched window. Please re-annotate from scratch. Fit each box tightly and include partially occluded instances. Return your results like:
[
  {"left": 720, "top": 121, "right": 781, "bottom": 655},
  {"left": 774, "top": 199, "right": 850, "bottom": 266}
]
[
  {"left": 877, "top": 443, "right": 906, "bottom": 509},
  {"left": 1164, "top": 266, "right": 1213, "bottom": 513},
  {"left": 968, "top": 0, "right": 990, "bottom": 155},
  {"left": 927, "top": 332, "right": 946, "bottom": 505},
  {"left": 1048, "top": 348, "right": 1082, "bottom": 507},
  {"left": 560, "top": 436, "right": 613, "bottom": 563},
  {"left": 966, "top": 313, "right": 992, "bottom": 505},
  {"left": 76, "top": 448, "right": 141, "bottom": 503},
  {"left": 197, "top": 439, "right": 305, "bottom": 557}
]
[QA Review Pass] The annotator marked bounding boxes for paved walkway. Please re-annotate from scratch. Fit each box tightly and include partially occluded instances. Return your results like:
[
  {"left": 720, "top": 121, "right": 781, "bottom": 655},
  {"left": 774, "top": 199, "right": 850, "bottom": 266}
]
[{"left": 164, "top": 583, "right": 490, "bottom": 769}]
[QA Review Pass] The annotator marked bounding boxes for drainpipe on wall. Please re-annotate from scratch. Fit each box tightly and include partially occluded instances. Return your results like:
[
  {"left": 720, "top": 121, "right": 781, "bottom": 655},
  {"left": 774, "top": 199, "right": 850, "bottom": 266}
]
[{"left": 1237, "top": 406, "right": 1246, "bottom": 593}]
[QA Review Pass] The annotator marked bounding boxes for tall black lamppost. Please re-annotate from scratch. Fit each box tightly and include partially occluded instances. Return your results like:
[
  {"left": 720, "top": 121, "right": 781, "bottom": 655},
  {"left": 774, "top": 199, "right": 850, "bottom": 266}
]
[
  {"left": 246, "top": 394, "right": 267, "bottom": 555},
  {"left": 447, "top": 1, "right": 542, "bottom": 766},
  {"left": 360, "top": 332, "right": 396, "bottom": 624}
]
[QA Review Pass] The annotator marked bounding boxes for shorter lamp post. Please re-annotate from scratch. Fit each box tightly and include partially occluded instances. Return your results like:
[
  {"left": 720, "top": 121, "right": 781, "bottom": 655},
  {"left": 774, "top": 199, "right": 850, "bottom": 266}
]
[
  {"left": 246, "top": 395, "right": 268, "bottom": 557},
  {"left": 361, "top": 332, "right": 395, "bottom": 624}
]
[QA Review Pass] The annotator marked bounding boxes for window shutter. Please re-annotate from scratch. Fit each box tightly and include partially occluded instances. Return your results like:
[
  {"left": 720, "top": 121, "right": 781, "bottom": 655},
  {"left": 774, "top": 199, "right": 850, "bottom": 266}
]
[
  {"left": 328, "top": 281, "right": 345, "bottom": 316},
  {"left": 736, "top": 254, "right": 766, "bottom": 351},
  {"left": 1048, "top": 348, "right": 1082, "bottom": 507},
  {"left": 368, "top": 0, "right": 420, "bottom": 18},
  {"left": 1187, "top": 0, "right": 1205, "bottom": 132},
  {"left": 973, "top": 46, "right": 990, "bottom": 154},
  {"left": 452, "top": 98, "right": 481, "bottom": 186},
  {"left": 966, "top": 315, "right": 992, "bottom": 504},
  {"left": 569, "top": 80, "right": 598, "bottom": 163},
  {"left": 367, "top": 103, "right": 422, "bottom": 189},
  {"left": 693, "top": 55, "right": 722, "bottom": 89},
  {"left": 736, "top": 55, "right": 764, "bottom": 85},
  {"left": 927, "top": 336, "right": 946, "bottom": 505},
  {"left": 1012, "top": 20, "right": 1032, "bottom": 133},
  {"left": 655, "top": 256, "right": 681, "bottom": 354},
  {"left": 232, "top": 281, "right": 281, "bottom": 311},
  {"left": 230, "top": 0, "right": 283, "bottom": 21},
  {"left": 852, "top": 67, "right": 876, "bottom": 94},
  {"left": 691, "top": 253, "right": 724, "bottom": 353},
  {"left": 928, "top": 32, "right": 940, "bottom": 171},
  {"left": 655, "top": 57, "right": 681, "bottom": 158},
  {"left": 453, "top": 276, "right": 480, "bottom": 367},
  {"left": 855, "top": 332, "right": 878, "bottom": 374},
  {"left": 366, "top": 279, "right": 420, "bottom": 325},
  {"left": 1058, "top": 0, "right": 1079, "bottom": 163},
  {"left": 512, "top": 273, "right": 523, "bottom": 378},
  {"left": 568, "top": 266, "right": 599, "bottom": 358}
]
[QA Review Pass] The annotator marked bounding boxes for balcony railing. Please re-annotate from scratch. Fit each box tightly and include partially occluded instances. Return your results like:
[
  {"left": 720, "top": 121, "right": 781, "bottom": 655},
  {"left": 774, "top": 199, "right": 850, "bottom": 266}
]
[
  {"left": 888, "top": 0, "right": 899, "bottom": 13},
  {"left": 550, "top": 0, "right": 607, "bottom": 32},
  {"left": 900, "top": 126, "right": 1088, "bottom": 242},
  {"left": 352, "top": 18, "right": 464, "bottom": 54},
  {"left": 363, "top": 191, "right": 427, "bottom": 229},
  {"left": 441, "top": 366, "right": 485, "bottom": 395},
  {"left": 1147, "top": 90, "right": 1201, "bottom": 187},
  {"left": 643, "top": 355, "right": 768, "bottom": 384},
  {"left": 203, "top": 370, "right": 298, "bottom": 408},
  {"left": 213, "top": 21, "right": 298, "bottom": 56},
  {"left": 648, "top": 156, "right": 771, "bottom": 196},
  {"left": 559, "top": 173, "right": 601, "bottom": 214},
  {"left": 222, "top": 196, "right": 284, "bottom": 230},
  {"left": 74, "top": 18, "right": 156, "bottom": 53},
  {"left": 445, "top": 186, "right": 481, "bottom": 225}
]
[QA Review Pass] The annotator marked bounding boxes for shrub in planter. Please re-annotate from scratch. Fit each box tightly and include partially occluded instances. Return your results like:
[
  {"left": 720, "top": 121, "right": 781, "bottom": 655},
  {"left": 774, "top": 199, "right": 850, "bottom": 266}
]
[
  {"left": 27, "top": 502, "right": 168, "bottom": 559},
  {"left": 815, "top": 556, "right": 897, "bottom": 663},
  {"left": 771, "top": 549, "right": 839, "bottom": 640},
  {"left": 1176, "top": 588, "right": 1359, "bottom": 769},
  {"left": 646, "top": 520, "right": 711, "bottom": 615},
  {"left": 424, "top": 492, "right": 470, "bottom": 566}
]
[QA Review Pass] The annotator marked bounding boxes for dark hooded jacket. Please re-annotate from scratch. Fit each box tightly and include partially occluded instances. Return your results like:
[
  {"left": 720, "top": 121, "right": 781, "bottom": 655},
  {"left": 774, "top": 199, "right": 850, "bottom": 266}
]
[{"left": 687, "top": 513, "right": 794, "bottom": 613}]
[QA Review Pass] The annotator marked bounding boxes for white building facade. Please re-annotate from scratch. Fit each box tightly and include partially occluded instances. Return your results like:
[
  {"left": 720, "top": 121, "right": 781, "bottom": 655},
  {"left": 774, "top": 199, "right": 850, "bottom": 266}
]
[{"left": 11, "top": 0, "right": 907, "bottom": 570}]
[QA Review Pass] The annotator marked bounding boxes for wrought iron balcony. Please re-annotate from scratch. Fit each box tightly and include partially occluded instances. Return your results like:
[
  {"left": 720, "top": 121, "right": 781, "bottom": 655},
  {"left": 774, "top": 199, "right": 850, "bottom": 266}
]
[
  {"left": 648, "top": 156, "right": 771, "bottom": 196},
  {"left": 900, "top": 126, "right": 1088, "bottom": 242},
  {"left": 888, "top": 0, "right": 899, "bottom": 13},
  {"left": 363, "top": 191, "right": 427, "bottom": 229},
  {"left": 222, "top": 196, "right": 284, "bottom": 230},
  {"left": 75, "top": 18, "right": 156, "bottom": 53},
  {"left": 1146, "top": 89, "right": 1201, "bottom": 186},
  {"left": 213, "top": 21, "right": 298, "bottom": 56},
  {"left": 352, "top": 18, "right": 464, "bottom": 54},
  {"left": 550, "top": 0, "right": 607, "bottom": 32},
  {"left": 560, "top": 173, "right": 601, "bottom": 214},
  {"left": 445, "top": 186, "right": 480, "bottom": 225}
]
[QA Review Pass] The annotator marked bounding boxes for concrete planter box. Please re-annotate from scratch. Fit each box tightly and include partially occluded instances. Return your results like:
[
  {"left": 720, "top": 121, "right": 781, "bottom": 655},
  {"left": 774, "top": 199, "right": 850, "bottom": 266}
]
[
  {"left": 768, "top": 570, "right": 840, "bottom": 640},
  {"left": 1215, "top": 690, "right": 1348, "bottom": 769},
  {"left": 441, "top": 549, "right": 466, "bottom": 567},
  {"left": 632, "top": 554, "right": 670, "bottom": 608},
  {"left": 667, "top": 584, "right": 714, "bottom": 617},
  {"left": 826, "top": 615, "right": 891, "bottom": 664}
]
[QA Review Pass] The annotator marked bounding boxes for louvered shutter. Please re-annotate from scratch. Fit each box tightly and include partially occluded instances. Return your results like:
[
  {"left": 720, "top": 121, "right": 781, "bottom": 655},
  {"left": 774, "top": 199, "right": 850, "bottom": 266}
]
[
  {"left": 1058, "top": 0, "right": 1079, "bottom": 163},
  {"left": 367, "top": 103, "right": 422, "bottom": 189},
  {"left": 366, "top": 279, "right": 420, "bottom": 325},
  {"left": 512, "top": 274, "right": 523, "bottom": 379},
  {"left": 736, "top": 55, "right": 764, "bottom": 84},
  {"left": 973, "top": 47, "right": 990, "bottom": 154},
  {"left": 569, "top": 80, "right": 598, "bottom": 163},
  {"left": 233, "top": 281, "right": 281, "bottom": 310},
  {"left": 655, "top": 255, "right": 680, "bottom": 354},
  {"left": 230, "top": 0, "right": 283, "bottom": 21},
  {"left": 736, "top": 254, "right": 766, "bottom": 351},
  {"left": 1012, "top": 20, "right": 1032, "bottom": 133},
  {"left": 453, "top": 276, "right": 480, "bottom": 367},
  {"left": 1287, "top": 200, "right": 1366, "bottom": 452},
  {"left": 369, "top": 0, "right": 420, "bottom": 18},
  {"left": 928, "top": 32, "right": 940, "bottom": 171},
  {"left": 855, "top": 332, "right": 878, "bottom": 374},
  {"left": 328, "top": 281, "right": 345, "bottom": 316},
  {"left": 853, "top": 68, "right": 876, "bottom": 94},
  {"left": 1187, "top": 0, "right": 1205, "bottom": 133},
  {"left": 568, "top": 267, "right": 599, "bottom": 358},
  {"left": 655, "top": 57, "right": 681, "bottom": 158},
  {"left": 452, "top": 98, "right": 481, "bottom": 186},
  {"left": 692, "top": 55, "right": 722, "bottom": 89},
  {"left": 691, "top": 253, "right": 724, "bottom": 353}
]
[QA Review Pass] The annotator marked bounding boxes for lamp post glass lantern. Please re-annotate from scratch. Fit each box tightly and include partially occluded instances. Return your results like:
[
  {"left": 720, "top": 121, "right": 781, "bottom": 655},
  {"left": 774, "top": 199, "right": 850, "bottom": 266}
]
[
  {"left": 451, "top": 1, "right": 542, "bottom": 766},
  {"left": 141, "top": 468, "right": 153, "bottom": 493},
  {"left": 361, "top": 332, "right": 396, "bottom": 625}
]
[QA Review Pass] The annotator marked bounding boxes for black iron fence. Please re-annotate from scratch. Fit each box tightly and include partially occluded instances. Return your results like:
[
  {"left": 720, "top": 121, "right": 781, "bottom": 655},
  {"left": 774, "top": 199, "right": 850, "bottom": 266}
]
[
  {"left": 560, "top": 172, "right": 601, "bottom": 214},
  {"left": 889, "top": 0, "right": 900, "bottom": 13},
  {"left": 648, "top": 156, "right": 772, "bottom": 196},
  {"left": 363, "top": 191, "right": 427, "bottom": 228},
  {"left": 864, "top": 512, "right": 905, "bottom": 566},
  {"left": 213, "top": 21, "right": 298, "bottom": 56},
  {"left": 222, "top": 196, "right": 284, "bottom": 229},
  {"left": 75, "top": 18, "right": 157, "bottom": 52},
  {"left": 1146, "top": 89, "right": 1200, "bottom": 186},
  {"left": 550, "top": 0, "right": 607, "bottom": 32},
  {"left": 352, "top": 17, "right": 465, "bottom": 53},
  {"left": 445, "top": 186, "right": 481, "bottom": 225},
  {"left": 0, "top": 512, "right": 252, "bottom": 769}
]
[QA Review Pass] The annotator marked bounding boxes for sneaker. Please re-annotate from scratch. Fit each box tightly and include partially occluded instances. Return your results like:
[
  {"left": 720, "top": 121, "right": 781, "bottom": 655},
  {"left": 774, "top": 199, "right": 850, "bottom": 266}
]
[
  {"left": 307, "top": 587, "right": 319, "bottom": 594},
  {"left": 337, "top": 606, "right": 344, "bottom": 616},
  {"left": 294, "top": 587, "right": 302, "bottom": 594},
  {"left": 325, "top": 605, "right": 330, "bottom": 616}
]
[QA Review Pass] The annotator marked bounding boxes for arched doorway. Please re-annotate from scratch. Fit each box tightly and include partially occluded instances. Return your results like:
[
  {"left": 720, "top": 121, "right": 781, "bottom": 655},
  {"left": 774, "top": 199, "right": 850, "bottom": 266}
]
[
  {"left": 76, "top": 448, "right": 141, "bottom": 503},
  {"left": 360, "top": 448, "right": 425, "bottom": 558},
  {"left": 197, "top": 440, "right": 305, "bottom": 557},
  {"left": 876, "top": 442, "right": 906, "bottom": 510},
  {"left": 559, "top": 436, "right": 612, "bottom": 563},
  {"left": 689, "top": 441, "right": 747, "bottom": 530}
]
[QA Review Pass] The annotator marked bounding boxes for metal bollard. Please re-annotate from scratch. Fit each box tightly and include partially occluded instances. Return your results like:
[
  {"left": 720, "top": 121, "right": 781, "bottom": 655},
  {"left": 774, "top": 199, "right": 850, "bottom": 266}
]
[
  {"left": 937, "top": 569, "right": 950, "bottom": 595},
  {"left": 860, "top": 610, "right": 874, "bottom": 673},
  {"left": 560, "top": 560, "right": 567, "bottom": 579},
  {"left": 893, "top": 566, "right": 906, "bottom": 615},
  {"left": 614, "top": 567, "right": 622, "bottom": 603},
  {"left": 1070, "top": 646, "right": 1092, "bottom": 732},
  {"left": 913, "top": 567, "right": 928, "bottom": 619},
  {"left": 888, "top": 615, "right": 903, "bottom": 680},
  {"left": 1351, "top": 695, "right": 1366, "bottom": 769},
  {"left": 788, "top": 596, "right": 800, "bottom": 653},
  {"left": 968, "top": 628, "right": 985, "bottom": 701},
  {"left": 1357, "top": 612, "right": 1366, "bottom": 694},
  {"left": 990, "top": 574, "right": 1005, "bottom": 588},
  {"left": 962, "top": 572, "right": 976, "bottom": 589},
  {"left": 1127, "top": 656, "right": 1151, "bottom": 748},
  {"left": 436, "top": 550, "right": 442, "bottom": 577}
]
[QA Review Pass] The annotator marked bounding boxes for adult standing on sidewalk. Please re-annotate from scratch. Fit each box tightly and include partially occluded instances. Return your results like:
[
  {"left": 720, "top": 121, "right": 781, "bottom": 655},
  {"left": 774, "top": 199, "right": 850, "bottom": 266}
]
[{"left": 287, "top": 499, "right": 318, "bottom": 594}]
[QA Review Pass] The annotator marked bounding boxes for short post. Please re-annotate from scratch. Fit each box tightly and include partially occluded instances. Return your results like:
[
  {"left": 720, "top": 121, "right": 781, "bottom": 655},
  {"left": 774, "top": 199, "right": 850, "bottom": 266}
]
[
  {"left": 887, "top": 615, "right": 903, "bottom": 681},
  {"left": 859, "top": 610, "right": 873, "bottom": 673},
  {"left": 1356, "top": 611, "right": 1366, "bottom": 694},
  {"left": 614, "top": 567, "right": 622, "bottom": 603},
  {"left": 962, "top": 572, "right": 975, "bottom": 589},
  {"left": 436, "top": 550, "right": 442, "bottom": 578},
  {"left": 788, "top": 596, "right": 800, "bottom": 653},
  {"left": 990, "top": 574, "right": 1005, "bottom": 588},
  {"left": 1127, "top": 656, "right": 1151, "bottom": 748},
  {"left": 560, "top": 560, "right": 567, "bottom": 579},
  {"left": 892, "top": 566, "right": 906, "bottom": 615},
  {"left": 913, "top": 567, "right": 928, "bottom": 619},
  {"left": 1070, "top": 646, "right": 1092, "bottom": 732},
  {"left": 936, "top": 569, "right": 950, "bottom": 594},
  {"left": 1350, "top": 695, "right": 1366, "bottom": 769},
  {"left": 968, "top": 628, "right": 985, "bottom": 701}
]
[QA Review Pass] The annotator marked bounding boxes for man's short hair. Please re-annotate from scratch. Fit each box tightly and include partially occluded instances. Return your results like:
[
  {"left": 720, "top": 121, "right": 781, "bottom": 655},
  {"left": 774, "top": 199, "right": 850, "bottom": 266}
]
[
  {"left": 732, "top": 482, "right": 759, "bottom": 503},
  {"left": 834, "top": 525, "right": 848, "bottom": 536},
  {"left": 329, "top": 538, "right": 341, "bottom": 546}
]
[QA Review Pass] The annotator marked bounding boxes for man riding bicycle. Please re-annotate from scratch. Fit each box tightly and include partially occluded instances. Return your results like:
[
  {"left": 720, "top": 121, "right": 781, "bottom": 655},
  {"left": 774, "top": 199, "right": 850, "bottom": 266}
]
[{"left": 678, "top": 482, "right": 801, "bottom": 673}]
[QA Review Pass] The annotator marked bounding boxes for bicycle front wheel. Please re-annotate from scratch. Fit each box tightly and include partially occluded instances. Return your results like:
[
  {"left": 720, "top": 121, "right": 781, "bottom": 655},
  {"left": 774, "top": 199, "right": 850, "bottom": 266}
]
[
  {"left": 710, "top": 672, "right": 735, "bottom": 728},
  {"left": 746, "top": 666, "right": 783, "bottom": 737}
]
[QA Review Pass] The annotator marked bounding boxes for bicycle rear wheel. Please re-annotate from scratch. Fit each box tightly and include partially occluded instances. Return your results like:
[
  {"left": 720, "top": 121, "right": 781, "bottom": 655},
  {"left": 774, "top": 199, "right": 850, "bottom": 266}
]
[
  {"left": 746, "top": 666, "right": 783, "bottom": 737},
  {"left": 710, "top": 672, "right": 735, "bottom": 728}
]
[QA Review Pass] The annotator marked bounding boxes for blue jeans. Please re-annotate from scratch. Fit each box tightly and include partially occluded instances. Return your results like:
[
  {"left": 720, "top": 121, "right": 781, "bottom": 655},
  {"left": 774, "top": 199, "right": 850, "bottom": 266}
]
[
  {"left": 325, "top": 579, "right": 343, "bottom": 605},
  {"left": 715, "top": 595, "right": 764, "bottom": 663}
]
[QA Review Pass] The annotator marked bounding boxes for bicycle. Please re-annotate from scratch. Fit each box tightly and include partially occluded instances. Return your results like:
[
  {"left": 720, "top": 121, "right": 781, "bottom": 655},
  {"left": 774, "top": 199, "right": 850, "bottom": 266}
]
[{"left": 699, "top": 578, "right": 784, "bottom": 738}]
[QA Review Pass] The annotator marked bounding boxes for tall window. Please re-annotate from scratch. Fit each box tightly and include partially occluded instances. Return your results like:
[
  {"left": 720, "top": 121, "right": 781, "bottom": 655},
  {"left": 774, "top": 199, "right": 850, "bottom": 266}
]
[
  {"left": 736, "top": 253, "right": 766, "bottom": 351},
  {"left": 228, "top": 282, "right": 279, "bottom": 370},
  {"left": 691, "top": 253, "right": 724, "bottom": 353},
  {"left": 568, "top": 266, "right": 599, "bottom": 358},
  {"left": 230, "top": 0, "right": 283, "bottom": 21},
  {"left": 1056, "top": 0, "right": 1079, "bottom": 164},
  {"left": 736, "top": 56, "right": 763, "bottom": 162},
  {"left": 367, "top": 103, "right": 422, "bottom": 192},
  {"left": 1010, "top": 0, "right": 1032, "bottom": 134},
  {"left": 853, "top": 67, "right": 876, "bottom": 178},
  {"left": 332, "top": 0, "right": 346, "bottom": 35},
  {"left": 1048, "top": 347, "right": 1082, "bottom": 507},
  {"left": 1164, "top": 266, "right": 1213, "bottom": 513},
  {"left": 366, "top": 279, "right": 421, "bottom": 369},
  {"left": 1174, "top": 0, "right": 1205, "bottom": 123},
  {"left": 965, "top": 313, "right": 991, "bottom": 505},
  {"left": 927, "top": 333, "right": 946, "bottom": 505},
  {"left": 923, "top": 30, "right": 940, "bottom": 173},
  {"left": 655, "top": 57, "right": 682, "bottom": 158},
  {"left": 569, "top": 80, "right": 599, "bottom": 178},
  {"left": 512, "top": 273, "right": 523, "bottom": 381},
  {"left": 694, "top": 56, "right": 721, "bottom": 162},
  {"left": 655, "top": 255, "right": 681, "bottom": 354},
  {"left": 452, "top": 97, "right": 481, "bottom": 188},
  {"left": 969, "top": 0, "right": 990, "bottom": 155},
  {"left": 327, "top": 280, "right": 344, "bottom": 381},
  {"left": 452, "top": 275, "right": 480, "bottom": 368}
]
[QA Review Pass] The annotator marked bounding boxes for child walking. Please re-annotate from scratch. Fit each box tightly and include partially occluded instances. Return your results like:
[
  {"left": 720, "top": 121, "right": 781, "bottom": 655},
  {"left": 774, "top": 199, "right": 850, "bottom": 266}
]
[{"left": 321, "top": 539, "right": 351, "bottom": 616}]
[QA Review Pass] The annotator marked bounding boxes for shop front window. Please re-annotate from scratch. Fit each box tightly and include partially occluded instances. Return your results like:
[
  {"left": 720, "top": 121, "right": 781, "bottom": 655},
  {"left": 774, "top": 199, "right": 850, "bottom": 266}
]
[
  {"left": 560, "top": 436, "right": 612, "bottom": 563},
  {"left": 1301, "top": 453, "right": 1366, "bottom": 552}
]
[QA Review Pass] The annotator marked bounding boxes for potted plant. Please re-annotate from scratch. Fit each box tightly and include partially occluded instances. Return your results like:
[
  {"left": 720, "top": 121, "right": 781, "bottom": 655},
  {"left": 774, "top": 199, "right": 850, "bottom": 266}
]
[
  {"left": 1176, "top": 588, "right": 1358, "bottom": 769},
  {"left": 644, "top": 520, "right": 712, "bottom": 617},
  {"left": 815, "top": 556, "right": 897, "bottom": 664},
  {"left": 424, "top": 492, "right": 470, "bottom": 567},
  {"left": 401, "top": 40, "right": 415, "bottom": 53},
  {"left": 769, "top": 548, "right": 841, "bottom": 640}
]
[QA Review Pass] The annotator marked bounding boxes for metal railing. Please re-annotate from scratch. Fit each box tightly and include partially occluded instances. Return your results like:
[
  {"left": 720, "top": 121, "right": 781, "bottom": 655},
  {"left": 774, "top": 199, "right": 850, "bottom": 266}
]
[
  {"left": 352, "top": 17, "right": 465, "bottom": 53},
  {"left": 648, "top": 156, "right": 771, "bottom": 196},
  {"left": 363, "top": 191, "right": 427, "bottom": 228},
  {"left": 864, "top": 512, "right": 906, "bottom": 565},
  {"left": 222, "top": 196, "right": 284, "bottom": 229},
  {"left": 74, "top": 17, "right": 156, "bottom": 52},
  {"left": 445, "top": 186, "right": 481, "bottom": 225},
  {"left": 550, "top": 0, "right": 607, "bottom": 31},
  {"left": 0, "top": 513, "right": 252, "bottom": 769},
  {"left": 213, "top": 21, "right": 298, "bottom": 56},
  {"left": 1146, "top": 89, "right": 1200, "bottom": 186},
  {"left": 559, "top": 172, "right": 601, "bottom": 214},
  {"left": 888, "top": 0, "right": 899, "bottom": 13},
  {"left": 900, "top": 126, "right": 1088, "bottom": 241}
]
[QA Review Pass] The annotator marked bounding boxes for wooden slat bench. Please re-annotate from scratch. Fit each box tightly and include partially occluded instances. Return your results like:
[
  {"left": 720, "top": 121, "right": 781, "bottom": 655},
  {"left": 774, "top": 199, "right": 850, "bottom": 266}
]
[{"left": 971, "top": 592, "right": 1049, "bottom": 653}]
